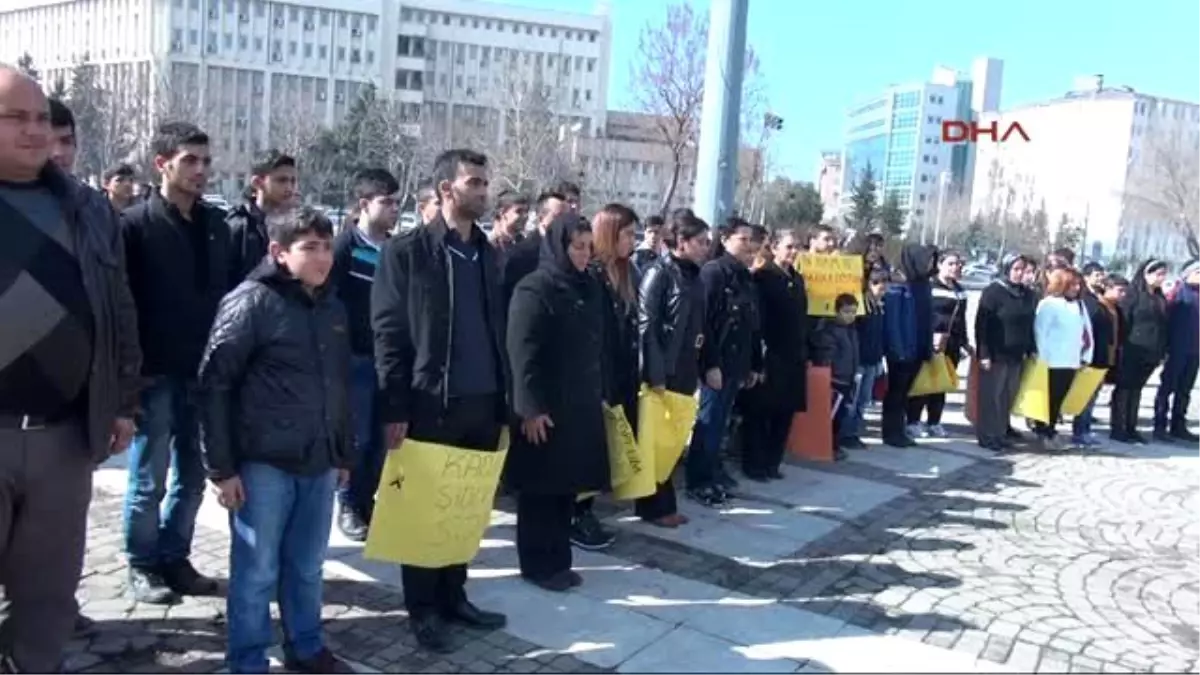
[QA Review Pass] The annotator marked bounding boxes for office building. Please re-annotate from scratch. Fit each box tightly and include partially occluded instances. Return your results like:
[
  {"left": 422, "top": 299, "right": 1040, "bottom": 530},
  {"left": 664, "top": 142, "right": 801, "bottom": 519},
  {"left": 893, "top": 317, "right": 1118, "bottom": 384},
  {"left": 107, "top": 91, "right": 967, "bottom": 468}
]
[
  {"left": 967, "top": 76, "right": 1199, "bottom": 262},
  {"left": 0, "top": 0, "right": 612, "bottom": 195},
  {"left": 839, "top": 57, "right": 1003, "bottom": 233}
]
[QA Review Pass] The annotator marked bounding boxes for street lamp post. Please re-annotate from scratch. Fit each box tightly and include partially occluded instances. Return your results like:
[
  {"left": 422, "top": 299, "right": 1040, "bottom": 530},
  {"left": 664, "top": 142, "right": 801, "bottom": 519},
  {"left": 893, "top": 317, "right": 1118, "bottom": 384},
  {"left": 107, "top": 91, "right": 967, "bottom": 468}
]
[{"left": 932, "top": 171, "right": 950, "bottom": 247}]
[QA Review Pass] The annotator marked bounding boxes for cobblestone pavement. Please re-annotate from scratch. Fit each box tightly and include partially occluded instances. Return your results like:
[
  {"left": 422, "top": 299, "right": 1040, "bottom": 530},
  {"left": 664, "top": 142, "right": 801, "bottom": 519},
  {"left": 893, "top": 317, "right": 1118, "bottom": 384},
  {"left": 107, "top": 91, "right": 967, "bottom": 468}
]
[{"left": 66, "top": 384, "right": 1198, "bottom": 673}]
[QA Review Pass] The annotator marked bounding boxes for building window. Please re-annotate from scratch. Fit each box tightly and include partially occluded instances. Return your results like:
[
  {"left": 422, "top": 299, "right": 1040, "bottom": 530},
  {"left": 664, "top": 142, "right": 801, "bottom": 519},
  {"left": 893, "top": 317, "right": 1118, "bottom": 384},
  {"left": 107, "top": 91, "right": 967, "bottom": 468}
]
[
  {"left": 337, "top": 46, "right": 345, "bottom": 61},
  {"left": 339, "top": 14, "right": 347, "bottom": 27},
  {"left": 587, "top": 58, "right": 595, "bottom": 73},
  {"left": 401, "top": 8, "right": 412, "bottom": 21},
  {"left": 303, "top": 43, "right": 312, "bottom": 57},
  {"left": 289, "top": 7, "right": 297, "bottom": 21},
  {"left": 224, "top": 33, "right": 233, "bottom": 49},
  {"left": 319, "top": 45, "right": 327, "bottom": 59},
  {"left": 469, "top": 44, "right": 478, "bottom": 59},
  {"left": 189, "top": 29, "right": 199, "bottom": 44},
  {"left": 255, "top": 37, "right": 263, "bottom": 51},
  {"left": 366, "top": 50, "right": 375, "bottom": 64},
  {"left": 367, "top": 16, "right": 376, "bottom": 31},
  {"left": 350, "top": 48, "right": 361, "bottom": 63},
  {"left": 320, "top": 10, "right": 329, "bottom": 25},
  {"left": 443, "top": 14, "right": 451, "bottom": 25},
  {"left": 473, "top": 19, "right": 479, "bottom": 28},
  {"left": 538, "top": 27, "right": 545, "bottom": 36},
  {"left": 589, "top": 31, "right": 596, "bottom": 42},
  {"left": 289, "top": 40, "right": 297, "bottom": 55}
]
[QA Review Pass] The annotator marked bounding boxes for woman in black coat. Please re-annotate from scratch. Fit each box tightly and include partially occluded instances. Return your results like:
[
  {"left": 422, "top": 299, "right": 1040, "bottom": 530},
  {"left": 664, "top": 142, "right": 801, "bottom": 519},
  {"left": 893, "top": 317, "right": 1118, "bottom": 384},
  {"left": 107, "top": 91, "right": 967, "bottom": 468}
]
[
  {"left": 506, "top": 214, "right": 610, "bottom": 592},
  {"left": 741, "top": 229, "right": 808, "bottom": 480},
  {"left": 1110, "top": 258, "right": 1170, "bottom": 443},
  {"left": 635, "top": 214, "right": 711, "bottom": 526}
]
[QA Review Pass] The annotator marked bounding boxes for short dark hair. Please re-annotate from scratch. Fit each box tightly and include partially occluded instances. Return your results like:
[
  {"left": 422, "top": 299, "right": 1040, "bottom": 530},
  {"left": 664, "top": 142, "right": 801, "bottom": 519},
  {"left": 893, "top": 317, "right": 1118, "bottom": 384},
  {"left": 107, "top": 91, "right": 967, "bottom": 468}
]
[
  {"left": 494, "top": 189, "right": 529, "bottom": 215},
  {"left": 102, "top": 163, "right": 136, "bottom": 183},
  {"left": 1102, "top": 274, "right": 1129, "bottom": 290},
  {"left": 268, "top": 206, "right": 334, "bottom": 248},
  {"left": 1082, "top": 262, "right": 1106, "bottom": 276},
  {"left": 835, "top": 293, "right": 859, "bottom": 311},
  {"left": 749, "top": 223, "right": 770, "bottom": 244},
  {"left": 536, "top": 190, "right": 567, "bottom": 219},
  {"left": 667, "top": 214, "right": 710, "bottom": 249},
  {"left": 1051, "top": 247, "right": 1077, "bottom": 265},
  {"left": 414, "top": 177, "right": 437, "bottom": 204},
  {"left": 807, "top": 223, "right": 837, "bottom": 245},
  {"left": 554, "top": 180, "right": 581, "bottom": 200},
  {"left": 723, "top": 216, "right": 752, "bottom": 239},
  {"left": 868, "top": 267, "right": 891, "bottom": 284},
  {"left": 644, "top": 215, "right": 665, "bottom": 230},
  {"left": 353, "top": 168, "right": 400, "bottom": 202},
  {"left": 151, "top": 121, "right": 209, "bottom": 159},
  {"left": 251, "top": 149, "right": 296, "bottom": 176},
  {"left": 48, "top": 98, "right": 74, "bottom": 131},
  {"left": 431, "top": 149, "right": 488, "bottom": 188}
]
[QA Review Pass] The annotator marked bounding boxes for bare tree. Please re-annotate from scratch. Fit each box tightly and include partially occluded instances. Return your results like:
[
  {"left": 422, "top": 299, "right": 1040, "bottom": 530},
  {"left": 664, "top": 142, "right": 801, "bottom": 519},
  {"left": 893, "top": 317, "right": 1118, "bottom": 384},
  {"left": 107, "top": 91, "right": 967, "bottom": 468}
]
[
  {"left": 63, "top": 56, "right": 138, "bottom": 183},
  {"left": 576, "top": 136, "right": 627, "bottom": 210},
  {"left": 630, "top": 3, "right": 706, "bottom": 215},
  {"left": 932, "top": 184, "right": 973, "bottom": 248},
  {"left": 1123, "top": 125, "right": 1200, "bottom": 257},
  {"left": 488, "top": 59, "right": 575, "bottom": 194}
]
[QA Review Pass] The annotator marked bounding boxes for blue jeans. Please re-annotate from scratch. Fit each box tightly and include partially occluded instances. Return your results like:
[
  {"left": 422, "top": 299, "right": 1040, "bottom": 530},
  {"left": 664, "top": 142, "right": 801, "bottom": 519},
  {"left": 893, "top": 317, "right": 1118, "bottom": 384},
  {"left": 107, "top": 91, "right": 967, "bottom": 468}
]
[
  {"left": 337, "top": 355, "right": 384, "bottom": 520},
  {"left": 1072, "top": 387, "right": 1101, "bottom": 438},
  {"left": 841, "top": 363, "right": 880, "bottom": 440},
  {"left": 227, "top": 463, "right": 336, "bottom": 673},
  {"left": 686, "top": 381, "right": 739, "bottom": 491},
  {"left": 123, "top": 376, "right": 206, "bottom": 569}
]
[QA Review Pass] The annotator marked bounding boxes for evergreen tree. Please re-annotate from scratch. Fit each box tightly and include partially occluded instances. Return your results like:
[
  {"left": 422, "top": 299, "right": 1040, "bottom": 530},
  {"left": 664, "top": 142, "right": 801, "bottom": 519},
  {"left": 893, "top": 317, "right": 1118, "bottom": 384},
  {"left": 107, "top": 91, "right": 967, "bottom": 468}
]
[
  {"left": 878, "top": 192, "right": 906, "bottom": 236},
  {"left": 765, "top": 179, "right": 823, "bottom": 228},
  {"left": 1053, "top": 213, "right": 1085, "bottom": 253},
  {"left": 16, "top": 52, "right": 39, "bottom": 81},
  {"left": 847, "top": 163, "right": 878, "bottom": 230}
]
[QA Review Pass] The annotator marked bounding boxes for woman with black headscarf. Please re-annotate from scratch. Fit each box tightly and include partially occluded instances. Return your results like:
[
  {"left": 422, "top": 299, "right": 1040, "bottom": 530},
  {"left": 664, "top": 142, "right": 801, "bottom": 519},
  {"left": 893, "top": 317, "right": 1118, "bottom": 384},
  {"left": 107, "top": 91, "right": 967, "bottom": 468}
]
[
  {"left": 880, "top": 243, "right": 938, "bottom": 447},
  {"left": 1109, "top": 258, "right": 1170, "bottom": 444},
  {"left": 506, "top": 214, "right": 611, "bottom": 592}
]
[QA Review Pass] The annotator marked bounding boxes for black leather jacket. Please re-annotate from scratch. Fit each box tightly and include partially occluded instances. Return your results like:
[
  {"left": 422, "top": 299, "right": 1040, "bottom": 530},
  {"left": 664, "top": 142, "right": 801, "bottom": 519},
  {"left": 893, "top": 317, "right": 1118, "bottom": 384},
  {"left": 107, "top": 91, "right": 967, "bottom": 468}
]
[
  {"left": 198, "top": 261, "right": 354, "bottom": 481},
  {"left": 226, "top": 201, "right": 269, "bottom": 289},
  {"left": 639, "top": 254, "right": 706, "bottom": 394}
]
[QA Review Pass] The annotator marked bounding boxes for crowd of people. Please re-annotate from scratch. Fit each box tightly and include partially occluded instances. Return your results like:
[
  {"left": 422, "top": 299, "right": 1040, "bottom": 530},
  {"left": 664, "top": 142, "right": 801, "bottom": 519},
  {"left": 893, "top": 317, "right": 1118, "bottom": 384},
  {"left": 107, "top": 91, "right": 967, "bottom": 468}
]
[{"left": 1, "top": 63, "right": 1198, "bottom": 674}]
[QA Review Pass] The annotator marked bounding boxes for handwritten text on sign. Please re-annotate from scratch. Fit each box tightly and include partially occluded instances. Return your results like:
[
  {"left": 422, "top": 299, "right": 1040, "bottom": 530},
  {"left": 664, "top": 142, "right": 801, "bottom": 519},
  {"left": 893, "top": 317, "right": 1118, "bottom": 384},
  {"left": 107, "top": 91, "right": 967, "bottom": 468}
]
[
  {"left": 794, "top": 253, "right": 865, "bottom": 317},
  {"left": 364, "top": 434, "right": 508, "bottom": 568}
]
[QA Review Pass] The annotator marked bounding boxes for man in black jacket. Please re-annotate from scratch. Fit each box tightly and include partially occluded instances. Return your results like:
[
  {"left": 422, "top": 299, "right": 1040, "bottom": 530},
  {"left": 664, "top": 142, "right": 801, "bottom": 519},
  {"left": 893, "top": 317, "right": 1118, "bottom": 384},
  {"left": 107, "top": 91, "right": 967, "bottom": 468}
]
[
  {"left": 372, "top": 149, "right": 509, "bottom": 653},
  {"left": 501, "top": 189, "right": 567, "bottom": 306},
  {"left": 329, "top": 169, "right": 399, "bottom": 541},
  {"left": 227, "top": 150, "right": 298, "bottom": 287},
  {"left": 0, "top": 67, "right": 142, "bottom": 673},
  {"left": 121, "top": 122, "right": 227, "bottom": 604},
  {"left": 687, "top": 219, "right": 763, "bottom": 507},
  {"left": 199, "top": 208, "right": 354, "bottom": 674}
]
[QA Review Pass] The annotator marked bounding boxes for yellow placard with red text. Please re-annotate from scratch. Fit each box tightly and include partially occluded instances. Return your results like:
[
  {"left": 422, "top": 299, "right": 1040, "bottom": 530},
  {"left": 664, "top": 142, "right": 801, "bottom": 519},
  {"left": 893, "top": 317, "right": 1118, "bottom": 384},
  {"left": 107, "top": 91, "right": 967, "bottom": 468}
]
[{"left": 794, "top": 253, "right": 865, "bottom": 317}]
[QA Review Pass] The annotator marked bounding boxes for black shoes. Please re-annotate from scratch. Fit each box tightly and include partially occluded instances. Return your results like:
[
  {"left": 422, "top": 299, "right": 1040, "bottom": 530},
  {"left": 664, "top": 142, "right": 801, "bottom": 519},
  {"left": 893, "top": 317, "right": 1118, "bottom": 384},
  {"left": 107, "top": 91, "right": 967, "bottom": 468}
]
[
  {"left": 883, "top": 435, "right": 916, "bottom": 448},
  {"left": 161, "top": 559, "right": 219, "bottom": 596},
  {"left": 686, "top": 486, "right": 727, "bottom": 508},
  {"left": 523, "top": 570, "right": 580, "bottom": 593},
  {"left": 570, "top": 512, "right": 615, "bottom": 551},
  {"left": 443, "top": 600, "right": 507, "bottom": 630},
  {"left": 411, "top": 616, "right": 454, "bottom": 654},
  {"left": 128, "top": 567, "right": 178, "bottom": 605},
  {"left": 285, "top": 648, "right": 355, "bottom": 674},
  {"left": 1172, "top": 427, "right": 1200, "bottom": 443},
  {"left": 840, "top": 437, "right": 867, "bottom": 450},
  {"left": 337, "top": 505, "right": 369, "bottom": 542}
]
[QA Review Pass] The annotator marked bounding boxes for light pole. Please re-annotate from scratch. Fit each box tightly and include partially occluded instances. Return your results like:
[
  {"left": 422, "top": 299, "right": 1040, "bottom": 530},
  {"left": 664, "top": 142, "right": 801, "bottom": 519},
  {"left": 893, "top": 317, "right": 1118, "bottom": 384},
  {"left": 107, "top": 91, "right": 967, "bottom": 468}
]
[
  {"left": 932, "top": 171, "right": 950, "bottom": 247},
  {"left": 693, "top": 0, "right": 750, "bottom": 226}
]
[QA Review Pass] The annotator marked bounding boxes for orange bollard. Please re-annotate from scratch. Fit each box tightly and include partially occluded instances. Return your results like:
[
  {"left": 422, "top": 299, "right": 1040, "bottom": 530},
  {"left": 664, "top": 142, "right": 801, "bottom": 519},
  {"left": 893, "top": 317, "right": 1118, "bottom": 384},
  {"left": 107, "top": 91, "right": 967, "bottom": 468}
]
[{"left": 786, "top": 365, "right": 834, "bottom": 462}]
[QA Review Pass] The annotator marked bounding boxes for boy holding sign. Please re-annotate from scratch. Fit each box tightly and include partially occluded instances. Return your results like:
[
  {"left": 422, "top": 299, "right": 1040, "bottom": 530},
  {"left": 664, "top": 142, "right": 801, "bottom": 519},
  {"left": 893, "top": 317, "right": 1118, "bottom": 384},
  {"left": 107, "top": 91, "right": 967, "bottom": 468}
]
[{"left": 198, "top": 208, "right": 354, "bottom": 674}]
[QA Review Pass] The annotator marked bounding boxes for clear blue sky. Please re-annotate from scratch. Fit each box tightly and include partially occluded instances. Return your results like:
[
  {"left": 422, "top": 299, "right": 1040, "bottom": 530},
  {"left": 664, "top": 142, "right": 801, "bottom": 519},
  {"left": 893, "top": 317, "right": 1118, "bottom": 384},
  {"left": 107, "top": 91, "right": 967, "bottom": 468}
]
[{"left": 483, "top": 0, "right": 1200, "bottom": 182}]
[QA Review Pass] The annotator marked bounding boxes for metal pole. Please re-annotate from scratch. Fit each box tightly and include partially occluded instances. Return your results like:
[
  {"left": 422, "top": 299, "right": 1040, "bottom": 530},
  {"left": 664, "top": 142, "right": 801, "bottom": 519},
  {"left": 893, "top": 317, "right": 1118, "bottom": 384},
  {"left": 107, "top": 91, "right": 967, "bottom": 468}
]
[
  {"left": 933, "top": 171, "right": 948, "bottom": 246},
  {"left": 692, "top": 0, "right": 749, "bottom": 226}
]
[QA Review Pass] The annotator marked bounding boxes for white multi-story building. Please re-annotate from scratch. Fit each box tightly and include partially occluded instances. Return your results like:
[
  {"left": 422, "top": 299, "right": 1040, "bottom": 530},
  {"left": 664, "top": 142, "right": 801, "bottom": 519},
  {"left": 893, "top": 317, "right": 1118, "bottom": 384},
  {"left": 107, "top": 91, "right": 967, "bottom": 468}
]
[
  {"left": 0, "top": 0, "right": 612, "bottom": 196},
  {"left": 839, "top": 57, "right": 1003, "bottom": 233},
  {"left": 967, "top": 76, "right": 1200, "bottom": 262}
]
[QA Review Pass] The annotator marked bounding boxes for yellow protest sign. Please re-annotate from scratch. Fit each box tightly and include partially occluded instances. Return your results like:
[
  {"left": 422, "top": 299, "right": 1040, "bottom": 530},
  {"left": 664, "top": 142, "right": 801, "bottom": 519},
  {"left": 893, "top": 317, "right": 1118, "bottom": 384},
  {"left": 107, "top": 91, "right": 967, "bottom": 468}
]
[
  {"left": 1061, "top": 366, "right": 1107, "bottom": 416},
  {"left": 909, "top": 354, "right": 960, "bottom": 397},
  {"left": 364, "top": 431, "right": 509, "bottom": 568},
  {"left": 1011, "top": 359, "right": 1051, "bottom": 423},
  {"left": 638, "top": 387, "right": 699, "bottom": 485},
  {"left": 794, "top": 253, "right": 865, "bottom": 316},
  {"left": 605, "top": 403, "right": 656, "bottom": 500}
]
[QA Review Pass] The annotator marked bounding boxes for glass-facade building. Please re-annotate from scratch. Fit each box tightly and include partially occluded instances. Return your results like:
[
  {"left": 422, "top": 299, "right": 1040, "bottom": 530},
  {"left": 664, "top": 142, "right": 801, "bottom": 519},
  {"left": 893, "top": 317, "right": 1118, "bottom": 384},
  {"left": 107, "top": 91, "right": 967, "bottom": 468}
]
[{"left": 839, "top": 62, "right": 998, "bottom": 232}]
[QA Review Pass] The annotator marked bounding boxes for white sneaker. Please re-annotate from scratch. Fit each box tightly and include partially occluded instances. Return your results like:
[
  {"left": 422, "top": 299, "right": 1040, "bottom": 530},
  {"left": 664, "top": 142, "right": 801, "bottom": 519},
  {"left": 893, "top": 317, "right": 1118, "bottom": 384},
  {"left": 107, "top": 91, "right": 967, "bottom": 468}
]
[
  {"left": 927, "top": 424, "right": 949, "bottom": 438},
  {"left": 906, "top": 423, "right": 927, "bottom": 438}
]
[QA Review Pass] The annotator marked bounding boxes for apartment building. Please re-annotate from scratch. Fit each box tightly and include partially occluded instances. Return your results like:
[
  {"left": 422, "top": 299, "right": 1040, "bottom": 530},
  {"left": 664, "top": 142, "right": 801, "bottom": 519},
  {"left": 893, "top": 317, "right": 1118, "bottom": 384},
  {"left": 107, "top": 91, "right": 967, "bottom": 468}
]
[
  {"left": 839, "top": 57, "right": 1003, "bottom": 231},
  {"left": 0, "top": 0, "right": 612, "bottom": 196},
  {"left": 967, "top": 77, "right": 1200, "bottom": 262}
]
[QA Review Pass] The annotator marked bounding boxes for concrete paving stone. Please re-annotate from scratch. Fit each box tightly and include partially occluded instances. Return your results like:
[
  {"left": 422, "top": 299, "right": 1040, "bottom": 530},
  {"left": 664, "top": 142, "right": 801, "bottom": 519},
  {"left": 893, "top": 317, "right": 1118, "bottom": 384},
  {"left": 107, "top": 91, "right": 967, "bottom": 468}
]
[
  {"left": 844, "top": 445, "right": 978, "bottom": 480},
  {"left": 616, "top": 626, "right": 800, "bottom": 673},
  {"left": 734, "top": 466, "right": 908, "bottom": 520}
]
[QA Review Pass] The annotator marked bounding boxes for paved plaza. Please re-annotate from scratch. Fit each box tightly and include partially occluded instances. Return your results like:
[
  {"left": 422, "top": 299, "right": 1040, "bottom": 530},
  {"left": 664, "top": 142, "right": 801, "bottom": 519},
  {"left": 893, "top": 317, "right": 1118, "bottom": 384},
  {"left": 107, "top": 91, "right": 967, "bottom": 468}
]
[{"left": 64, "top": 373, "right": 1199, "bottom": 674}]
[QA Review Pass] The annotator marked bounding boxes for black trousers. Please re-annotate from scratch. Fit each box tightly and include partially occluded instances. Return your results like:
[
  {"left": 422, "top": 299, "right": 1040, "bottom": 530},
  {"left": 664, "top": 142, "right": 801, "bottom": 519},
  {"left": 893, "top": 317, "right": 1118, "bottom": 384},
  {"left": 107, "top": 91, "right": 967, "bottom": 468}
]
[
  {"left": 976, "top": 359, "right": 1024, "bottom": 445},
  {"left": 402, "top": 393, "right": 502, "bottom": 620},
  {"left": 882, "top": 359, "right": 921, "bottom": 441},
  {"left": 634, "top": 478, "right": 678, "bottom": 521},
  {"left": 906, "top": 353, "right": 961, "bottom": 426},
  {"left": 1111, "top": 360, "right": 1157, "bottom": 438},
  {"left": 1155, "top": 354, "right": 1199, "bottom": 431},
  {"left": 1032, "top": 367, "right": 1076, "bottom": 438},
  {"left": 516, "top": 493, "right": 574, "bottom": 581},
  {"left": 740, "top": 406, "right": 792, "bottom": 476}
]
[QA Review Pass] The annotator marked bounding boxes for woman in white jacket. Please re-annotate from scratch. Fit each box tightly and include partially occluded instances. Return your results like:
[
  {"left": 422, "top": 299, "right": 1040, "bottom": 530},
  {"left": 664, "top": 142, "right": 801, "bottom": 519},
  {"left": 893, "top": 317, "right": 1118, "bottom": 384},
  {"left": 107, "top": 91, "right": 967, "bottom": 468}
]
[{"left": 1033, "top": 268, "right": 1094, "bottom": 449}]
